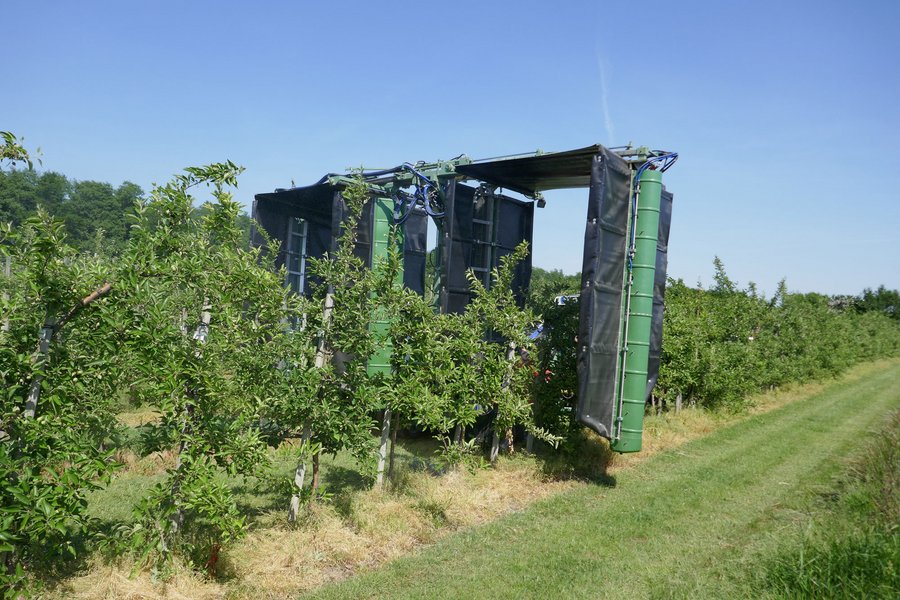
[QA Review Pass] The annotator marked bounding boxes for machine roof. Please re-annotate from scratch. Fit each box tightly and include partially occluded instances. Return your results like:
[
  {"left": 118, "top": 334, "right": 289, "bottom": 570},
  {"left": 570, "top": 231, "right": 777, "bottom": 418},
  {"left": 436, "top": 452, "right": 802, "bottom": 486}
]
[
  {"left": 254, "top": 182, "right": 336, "bottom": 220},
  {"left": 455, "top": 144, "right": 604, "bottom": 196}
]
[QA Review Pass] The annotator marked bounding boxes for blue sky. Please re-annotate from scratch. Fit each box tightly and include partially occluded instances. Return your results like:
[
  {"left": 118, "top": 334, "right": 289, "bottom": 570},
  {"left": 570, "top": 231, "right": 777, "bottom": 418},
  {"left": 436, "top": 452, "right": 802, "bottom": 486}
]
[{"left": 4, "top": 0, "right": 898, "bottom": 295}]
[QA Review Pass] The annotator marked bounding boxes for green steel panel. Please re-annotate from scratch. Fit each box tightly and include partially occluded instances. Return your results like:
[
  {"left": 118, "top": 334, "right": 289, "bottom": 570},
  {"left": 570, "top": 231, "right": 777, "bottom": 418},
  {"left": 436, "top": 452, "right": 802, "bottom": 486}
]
[{"left": 367, "top": 197, "right": 403, "bottom": 377}]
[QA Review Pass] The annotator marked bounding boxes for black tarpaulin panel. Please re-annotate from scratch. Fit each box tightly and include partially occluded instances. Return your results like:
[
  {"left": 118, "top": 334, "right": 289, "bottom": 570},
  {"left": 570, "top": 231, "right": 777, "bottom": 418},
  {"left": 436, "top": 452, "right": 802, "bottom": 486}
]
[
  {"left": 646, "top": 188, "right": 673, "bottom": 400},
  {"left": 576, "top": 148, "right": 631, "bottom": 439},
  {"left": 307, "top": 221, "right": 332, "bottom": 264},
  {"left": 331, "top": 191, "right": 374, "bottom": 266},
  {"left": 255, "top": 186, "right": 335, "bottom": 223},
  {"left": 403, "top": 208, "right": 427, "bottom": 295},
  {"left": 250, "top": 198, "right": 288, "bottom": 260},
  {"left": 440, "top": 181, "right": 475, "bottom": 314},
  {"left": 252, "top": 184, "right": 429, "bottom": 296},
  {"left": 455, "top": 145, "right": 602, "bottom": 196},
  {"left": 252, "top": 185, "right": 335, "bottom": 272},
  {"left": 495, "top": 196, "right": 534, "bottom": 306},
  {"left": 440, "top": 182, "right": 533, "bottom": 314}
]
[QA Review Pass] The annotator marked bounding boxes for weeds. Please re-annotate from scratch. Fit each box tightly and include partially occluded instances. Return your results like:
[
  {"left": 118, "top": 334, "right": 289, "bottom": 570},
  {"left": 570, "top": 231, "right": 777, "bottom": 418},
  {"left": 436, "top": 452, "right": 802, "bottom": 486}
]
[{"left": 753, "top": 410, "right": 899, "bottom": 599}]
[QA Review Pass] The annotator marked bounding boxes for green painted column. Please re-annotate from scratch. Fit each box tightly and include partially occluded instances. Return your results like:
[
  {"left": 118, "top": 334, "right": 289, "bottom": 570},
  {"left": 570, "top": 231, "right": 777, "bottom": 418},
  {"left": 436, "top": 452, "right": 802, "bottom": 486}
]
[
  {"left": 611, "top": 169, "right": 663, "bottom": 453},
  {"left": 367, "top": 197, "right": 403, "bottom": 377}
]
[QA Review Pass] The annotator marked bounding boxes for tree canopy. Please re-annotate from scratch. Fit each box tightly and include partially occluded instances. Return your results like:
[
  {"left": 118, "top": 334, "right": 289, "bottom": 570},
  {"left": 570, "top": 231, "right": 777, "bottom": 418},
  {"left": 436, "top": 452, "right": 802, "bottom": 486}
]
[{"left": 0, "top": 169, "right": 253, "bottom": 253}]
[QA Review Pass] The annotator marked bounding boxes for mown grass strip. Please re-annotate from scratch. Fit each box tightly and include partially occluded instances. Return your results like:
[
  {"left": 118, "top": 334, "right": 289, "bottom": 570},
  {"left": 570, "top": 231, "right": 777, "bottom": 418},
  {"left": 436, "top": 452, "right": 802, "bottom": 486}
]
[
  {"left": 308, "top": 360, "right": 900, "bottom": 599},
  {"left": 749, "top": 408, "right": 899, "bottom": 599}
]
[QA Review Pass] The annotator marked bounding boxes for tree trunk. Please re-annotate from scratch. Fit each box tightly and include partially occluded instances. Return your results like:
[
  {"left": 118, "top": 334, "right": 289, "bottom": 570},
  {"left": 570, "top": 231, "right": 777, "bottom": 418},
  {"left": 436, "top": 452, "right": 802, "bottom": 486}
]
[
  {"left": 375, "top": 408, "right": 391, "bottom": 488},
  {"left": 169, "top": 403, "right": 194, "bottom": 533},
  {"left": 172, "top": 300, "right": 211, "bottom": 533},
  {"left": 24, "top": 319, "right": 54, "bottom": 419},
  {"left": 490, "top": 430, "right": 500, "bottom": 464},
  {"left": 3, "top": 549, "right": 18, "bottom": 580},
  {"left": 676, "top": 392, "right": 683, "bottom": 414},
  {"left": 491, "top": 341, "right": 517, "bottom": 465},
  {"left": 7, "top": 318, "right": 54, "bottom": 578},
  {"left": 290, "top": 289, "right": 333, "bottom": 515}
]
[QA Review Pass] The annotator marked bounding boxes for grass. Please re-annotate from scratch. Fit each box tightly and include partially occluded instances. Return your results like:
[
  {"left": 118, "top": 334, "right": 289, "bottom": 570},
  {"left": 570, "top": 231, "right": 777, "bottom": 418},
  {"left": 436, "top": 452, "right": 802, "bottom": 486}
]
[
  {"left": 305, "top": 358, "right": 900, "bottom": 599},
  {"left": 749, "top": 409, "right": 899, "bottom": 598},
  {"left": 50, "top": 358, "right": 900, "bottom": 598},
  {"left": 85, "top": 435, "right": 438, "bottom": 527},
  {"left": 59, "top": 453, "right": 574, "bottom": 599}
]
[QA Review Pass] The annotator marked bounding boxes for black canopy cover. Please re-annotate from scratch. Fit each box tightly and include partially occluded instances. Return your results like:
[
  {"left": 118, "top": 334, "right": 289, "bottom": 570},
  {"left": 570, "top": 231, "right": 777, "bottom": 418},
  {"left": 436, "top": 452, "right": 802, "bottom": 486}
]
[{"left": 456, "top": 145, "right": 604, "bottom": 196}]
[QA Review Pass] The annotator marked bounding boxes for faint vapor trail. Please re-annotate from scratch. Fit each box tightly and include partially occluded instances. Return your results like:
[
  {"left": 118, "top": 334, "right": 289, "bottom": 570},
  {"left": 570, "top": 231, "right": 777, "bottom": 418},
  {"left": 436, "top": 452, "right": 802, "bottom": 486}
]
[{"left": 597, "top": 57, "right": 615, "bottom": 144}]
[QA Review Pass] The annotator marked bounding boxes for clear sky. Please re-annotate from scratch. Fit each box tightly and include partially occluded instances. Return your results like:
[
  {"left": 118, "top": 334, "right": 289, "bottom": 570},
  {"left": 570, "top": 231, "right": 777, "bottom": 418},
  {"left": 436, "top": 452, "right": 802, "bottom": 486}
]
[{"left": 4, "top": 0, "right": 898, "bottom": 296}]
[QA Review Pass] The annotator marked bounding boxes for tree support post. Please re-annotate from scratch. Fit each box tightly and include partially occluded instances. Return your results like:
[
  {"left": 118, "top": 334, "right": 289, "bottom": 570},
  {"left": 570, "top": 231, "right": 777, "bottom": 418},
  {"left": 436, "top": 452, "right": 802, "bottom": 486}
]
[
  {"left": 388, "top": 411, "right": 399, "bottom": 479},
  {"left": 288, "top": 424, "right": 311, "bottom": 522},
  {"left": 289, "top": 289, "right": 334, "bottom": 519},
  {"left": 375, "top": 408, "right": 391, "bottom": 487}
]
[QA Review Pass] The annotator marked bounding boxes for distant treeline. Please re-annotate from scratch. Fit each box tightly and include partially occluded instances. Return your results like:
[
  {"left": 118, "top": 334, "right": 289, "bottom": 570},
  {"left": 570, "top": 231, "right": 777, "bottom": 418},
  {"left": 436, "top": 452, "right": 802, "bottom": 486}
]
[
  {"left": 0, "top": 168, "right": 252, "bottom": 252},
  {"left": 527, "top": 267, "right": 581, "bottom": 307}
]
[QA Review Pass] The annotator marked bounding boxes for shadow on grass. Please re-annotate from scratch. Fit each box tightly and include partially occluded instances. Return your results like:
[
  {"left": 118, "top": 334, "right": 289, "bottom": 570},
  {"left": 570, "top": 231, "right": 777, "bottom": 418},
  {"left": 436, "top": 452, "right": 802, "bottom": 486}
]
[
  {"left": 324, "top": 464, "right": 370, "bottom": 494},
  {"left": 31, "top": 514, "right": 132, "bottom": 596},
  {"left": 533, "top": 431, "right": 618, "bottom": 487}
]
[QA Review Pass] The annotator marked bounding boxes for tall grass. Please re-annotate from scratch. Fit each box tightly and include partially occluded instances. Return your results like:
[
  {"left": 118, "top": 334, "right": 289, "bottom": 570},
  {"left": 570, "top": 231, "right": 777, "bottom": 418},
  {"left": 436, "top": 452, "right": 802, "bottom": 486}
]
[{"left": 754, "top": 410, "right": 899, "bottom": 599}]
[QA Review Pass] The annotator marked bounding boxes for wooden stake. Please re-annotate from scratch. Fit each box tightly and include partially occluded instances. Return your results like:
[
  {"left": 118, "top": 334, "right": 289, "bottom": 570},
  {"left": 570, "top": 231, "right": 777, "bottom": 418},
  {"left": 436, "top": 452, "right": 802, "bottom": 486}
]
[
  {"left": 288, "top": 425, "right": 310, "bottom": 522},
  {"left": 388, "top": 411, "right": 398, "bottom": 480},
  {"left": 24, "top": 320, "right": 54, "bottom": 419},
  {"left": 490, "top": 430, "right": 500, "bottom": 464},
  {"left": 289, "top": 288, "right": 335, "bottom": 517},
  {"left": 375, "top": 408, "right": 391, "bottom": 487},
  {"left": 314, "top": 290, "right": 334, "bottom": 369}
]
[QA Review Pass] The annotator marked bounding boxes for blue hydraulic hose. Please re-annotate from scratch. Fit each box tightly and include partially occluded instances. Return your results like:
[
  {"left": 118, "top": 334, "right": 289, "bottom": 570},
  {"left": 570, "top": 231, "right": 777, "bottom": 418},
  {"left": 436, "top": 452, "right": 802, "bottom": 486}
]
[
  {"left": 392, "top": 163, "right": 445, "bottom": 224},
  {"left": 627, "top": 153, "right": 678, "bottom": 269}
]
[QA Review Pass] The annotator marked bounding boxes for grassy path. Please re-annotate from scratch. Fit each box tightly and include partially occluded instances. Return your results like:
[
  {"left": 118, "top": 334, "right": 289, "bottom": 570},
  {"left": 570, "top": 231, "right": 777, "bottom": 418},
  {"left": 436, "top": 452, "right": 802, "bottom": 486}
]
[{"left": 308, "top": 360, "right": 900, "bottom": 599}]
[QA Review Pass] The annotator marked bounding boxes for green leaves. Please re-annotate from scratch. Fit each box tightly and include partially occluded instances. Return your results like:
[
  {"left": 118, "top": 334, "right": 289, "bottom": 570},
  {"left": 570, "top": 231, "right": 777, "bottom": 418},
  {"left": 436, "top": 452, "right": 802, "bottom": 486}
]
[
  {"left": 657, "top": 260, "right": 900, "bottom": 409},
  {"left": 0, "top": 131, "right": 38, "bottom": 170},
  {"left": 1, "top": 201, "right": 120, "bottom": 594},
  {"left": 378, "top": 238, "right": 554, "bottom": 465},
  {"left": 111, "top": 162, "right": 286, "bottom": 566}
]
